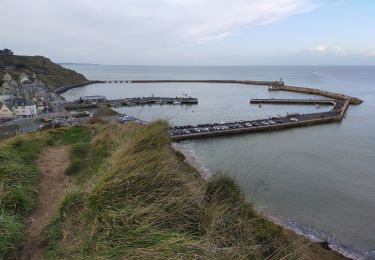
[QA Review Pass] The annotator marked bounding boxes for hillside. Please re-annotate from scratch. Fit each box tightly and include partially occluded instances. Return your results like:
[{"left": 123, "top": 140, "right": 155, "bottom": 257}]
[
  {"left": 0, "top": 55, "right": 88, "bottom": 89},
  {"left": 0, "top": 122, "right": 346, "bottom": 259}
]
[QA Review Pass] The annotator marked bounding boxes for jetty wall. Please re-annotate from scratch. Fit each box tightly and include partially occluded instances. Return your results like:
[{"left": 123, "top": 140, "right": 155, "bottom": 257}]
[
  {"left": 249, "top": 99, "right": 336, "bottom": 106},
  {"left": 171, "top": 115, "right": 340, "bottom": 142},
  {"left": 131, "top": 79, "right": 278, "bottom": 85},
  {"left": 55, "top": 80, "right": 104, "bottom": 94},
  {"left": 270, "top": 85, "right": 362, "bottom": 105}
]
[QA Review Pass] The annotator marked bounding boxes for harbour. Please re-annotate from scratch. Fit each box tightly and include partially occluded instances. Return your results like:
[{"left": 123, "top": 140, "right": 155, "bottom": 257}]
[{"left": 60, "top": 65, "right": 375, "bottom": 258}]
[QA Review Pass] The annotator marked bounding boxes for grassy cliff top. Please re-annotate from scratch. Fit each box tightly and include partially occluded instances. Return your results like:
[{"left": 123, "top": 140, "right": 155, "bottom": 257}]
[
  {"left": 0, "top": 55, "right": 88, "bottom": 89},
  {"left": 0, "top": 122, "right": 346, "bottom": 259}
]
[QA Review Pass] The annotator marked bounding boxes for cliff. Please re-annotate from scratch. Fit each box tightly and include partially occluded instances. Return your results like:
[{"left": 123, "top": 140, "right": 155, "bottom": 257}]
[
  {"left": 0, "top": 55, "right": 88, "bottom": 90},
  {"left": 0, "top": 122, "right": 346, "bottom": 259}
]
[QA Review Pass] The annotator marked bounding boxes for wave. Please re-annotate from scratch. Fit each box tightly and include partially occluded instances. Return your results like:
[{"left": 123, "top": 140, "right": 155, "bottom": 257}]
[
  {"left": 284, "top": 219, "right": 375, "bottom": 260},
  {"left": 182, "top": 144, "right": 374, "bottom": 260}
]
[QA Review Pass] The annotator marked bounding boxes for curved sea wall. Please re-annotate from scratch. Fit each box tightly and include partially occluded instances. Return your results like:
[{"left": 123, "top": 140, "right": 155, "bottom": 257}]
[
  {"left": 54, "top": 80, "right": 105, "bottom": 94},
  {"left": 271, "top": 85, "right": 363, "bottom": 105}
]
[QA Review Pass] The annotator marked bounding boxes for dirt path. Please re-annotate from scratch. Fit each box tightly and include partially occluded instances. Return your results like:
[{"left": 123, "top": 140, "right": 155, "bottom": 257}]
[{"left": 17, "top": 145, "right": 71, "bottom": 260}]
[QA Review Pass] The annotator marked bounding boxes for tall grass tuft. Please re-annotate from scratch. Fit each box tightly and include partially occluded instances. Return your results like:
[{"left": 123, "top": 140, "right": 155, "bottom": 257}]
[{"left": 204, "top": 172, "right": 242, "bottom": 204}]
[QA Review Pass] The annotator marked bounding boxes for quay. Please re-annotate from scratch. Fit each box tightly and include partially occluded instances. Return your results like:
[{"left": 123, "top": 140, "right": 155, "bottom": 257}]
[
  {"left": 63, "top": 96, "right": 198, "bottom": 110},
  {"left": 249, "top": 98, "right": 336, "bottom": 106},
  {"left": 170, "top": 99, "right": 350, "bottom": 142}
]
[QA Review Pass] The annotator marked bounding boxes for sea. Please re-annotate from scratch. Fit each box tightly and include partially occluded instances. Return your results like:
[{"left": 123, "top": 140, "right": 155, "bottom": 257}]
[{"left": 62, "top": 65, "right": 375, "bottom": 259}]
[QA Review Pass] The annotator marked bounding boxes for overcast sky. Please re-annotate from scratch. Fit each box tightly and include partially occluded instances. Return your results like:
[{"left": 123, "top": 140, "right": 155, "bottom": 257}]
[{"left": 1, "top": 0, "right": 374, "bottom": 65}]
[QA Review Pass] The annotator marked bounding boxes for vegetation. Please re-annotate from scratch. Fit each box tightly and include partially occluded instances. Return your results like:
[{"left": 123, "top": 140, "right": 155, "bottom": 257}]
[
  {"left": 0, "top": 49, "right": 13, "bottom": 56},
  {"left": 0, "top": 126, "right": 91, "bottom": 258},
  {"left": 0, "top": 55, "right": 88, "bottom": 89},
  {"left": 42, "top": 122, "right": 343, "bottom": 259},
  {"left": 1, "top": 122, "right": 344, "bottom": 259}
]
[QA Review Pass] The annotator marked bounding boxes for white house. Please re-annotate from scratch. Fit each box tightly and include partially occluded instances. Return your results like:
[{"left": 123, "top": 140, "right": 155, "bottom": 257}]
[
  {"left": 19, "top": 73, "right": 32, "bottom": 85},
  {"left": 1, "top": 82, "right": 10, "bottom": 94},
  {"left": 3, "top": 72, "right": 12, "bottom": 82},
  {"left": 0, "top": 102, "right": 14, "bottom": 118},
  {"left": 1, "top": 74, "right": 19, "bottom": 94},
  {"left": 12, "top": 97, "right": 37, "bottom": 118}
]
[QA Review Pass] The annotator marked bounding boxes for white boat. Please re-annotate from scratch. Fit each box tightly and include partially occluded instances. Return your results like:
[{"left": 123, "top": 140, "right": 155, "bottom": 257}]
[{"left": 173, "top": 100, "right": 182, "bottom": 105}]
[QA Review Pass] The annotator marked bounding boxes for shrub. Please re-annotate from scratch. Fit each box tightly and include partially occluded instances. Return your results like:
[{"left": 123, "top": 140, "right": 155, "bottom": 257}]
[{"left": 204, "top": 173, "right": 242, "bottom": 204}]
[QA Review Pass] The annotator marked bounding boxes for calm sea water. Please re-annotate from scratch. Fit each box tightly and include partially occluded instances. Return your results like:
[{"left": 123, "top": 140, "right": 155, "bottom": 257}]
[{"left": 63, "top": 65, "right": 375, "bottom": 258}]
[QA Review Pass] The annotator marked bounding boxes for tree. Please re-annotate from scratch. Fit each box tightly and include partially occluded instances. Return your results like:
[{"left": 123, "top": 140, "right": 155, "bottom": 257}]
[{"left": 0, "top": 49, "right": 14, "bottom": 55}]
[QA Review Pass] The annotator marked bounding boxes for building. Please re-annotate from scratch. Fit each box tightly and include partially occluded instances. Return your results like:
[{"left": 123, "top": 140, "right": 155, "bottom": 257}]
[
  {"left": 12, "top": 97, "right": 37, "bottom": 118},
  {"left": 1, "top": 73, "right": 19, "bottom": 95},
  {"left": 34, "top": 98, "right": 48, "bottom": 112},
  {"left": 74, "top": 95, "right": 107, "bottom": 104},
  {"left": 3, "top": 72, "right": 12, "bottom": 82},
  {"left": 0, "top": 95, "right": 12, "bottom": 102},
  {"left": 1, "top": 82, "right": 11, "bottom": 94},
  {"left": 19, "top": 73, "right": 32, "bottom": 85},
  {"left": 0, "top": 102, "right": 14, "bottom": 118}
]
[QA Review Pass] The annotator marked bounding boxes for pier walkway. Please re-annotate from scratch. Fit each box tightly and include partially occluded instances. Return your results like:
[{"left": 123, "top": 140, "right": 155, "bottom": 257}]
[
  {"left": 249, "top": 99, "right": 337, "bottom": 106},
  {"left": 170, "top": 99, "right": 349, "bottom": 141},
  {"left": 64, "top": 96, "right": 198, "bottom": 110}
]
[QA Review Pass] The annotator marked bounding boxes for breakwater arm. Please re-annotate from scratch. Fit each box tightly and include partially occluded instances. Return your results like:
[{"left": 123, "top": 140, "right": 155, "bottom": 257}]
[
  {"left": 270, "top": 85, "right": 362, "bottom": 105},
  {"left": 250, "top": 99, "right": 336, "bottom": 106},
  {"left": 131, "top": 79, "right": 278, "bottom": 85},
  {"left": 54, "top": 80, "right": 105, "bottom": 94}
]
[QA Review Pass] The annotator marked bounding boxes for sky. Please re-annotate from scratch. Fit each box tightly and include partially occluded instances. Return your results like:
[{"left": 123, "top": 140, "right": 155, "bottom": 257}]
[{"left": 1, "top": 0, "right": 374, "bottom": 65}]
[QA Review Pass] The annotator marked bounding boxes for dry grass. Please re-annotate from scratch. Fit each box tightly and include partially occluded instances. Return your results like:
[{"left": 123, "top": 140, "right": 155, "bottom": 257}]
[{"left": 40, "top": 121, "right": 346, "bottom": 259}]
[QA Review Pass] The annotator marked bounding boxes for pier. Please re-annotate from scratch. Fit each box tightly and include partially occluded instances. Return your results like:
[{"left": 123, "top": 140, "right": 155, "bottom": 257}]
[
  {"left": 170, "top": 98, "right": 350, "bottom": 141},
  {"left": 63, "top": 96, "right": 198, "bottom": 110},
  {"left": 130, "top": 79, "right": 279, "bottom": 85},
  {"left": 268, "top": 84, "right": 362, "bottom": 105},
  {"left": 249, "top": 98, "right": 337, "bottom": 106}
]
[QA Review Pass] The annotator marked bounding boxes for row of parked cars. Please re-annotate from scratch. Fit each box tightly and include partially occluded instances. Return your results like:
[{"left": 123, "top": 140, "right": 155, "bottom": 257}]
[{"left": 170, "top": 117, "right": 300, "bottom": 136}]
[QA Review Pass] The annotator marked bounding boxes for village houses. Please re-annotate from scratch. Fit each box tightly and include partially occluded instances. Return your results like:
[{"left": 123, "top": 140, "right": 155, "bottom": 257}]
[{"left": 0, "top": 73, "right": 40, "bottom": 119}]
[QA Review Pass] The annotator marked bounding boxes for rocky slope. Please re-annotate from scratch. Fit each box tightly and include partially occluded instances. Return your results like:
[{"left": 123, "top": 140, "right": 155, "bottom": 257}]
[{"left": 0, "top": 55, "right": 88, "bottom": 90}]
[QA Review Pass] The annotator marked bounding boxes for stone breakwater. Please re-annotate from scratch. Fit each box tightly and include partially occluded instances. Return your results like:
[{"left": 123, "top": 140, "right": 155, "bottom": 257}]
[{"left": 270, "top": 84, "right": 363, "bottom": 105}]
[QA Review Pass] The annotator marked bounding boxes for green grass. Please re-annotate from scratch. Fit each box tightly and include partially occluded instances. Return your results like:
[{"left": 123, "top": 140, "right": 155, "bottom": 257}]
[
  {"left": 0, "top": 214, "right": 25, "bottom": 257},
  {"left": 1, "top": 122, "right": 344, "bottom": 259},
  {"left": 65, "top": 142, "right": 89, "bottom": 175},
  {"left": 0, "top": 126, "right": 92, "bottom": 258},
  {"left": 40, "top": 121, "right": 307, "bottom": 259}
]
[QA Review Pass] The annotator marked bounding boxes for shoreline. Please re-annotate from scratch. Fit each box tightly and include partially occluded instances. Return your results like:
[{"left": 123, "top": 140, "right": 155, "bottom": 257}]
[{"left": 170, "top": 142, "right": 369, "bottom": 260}]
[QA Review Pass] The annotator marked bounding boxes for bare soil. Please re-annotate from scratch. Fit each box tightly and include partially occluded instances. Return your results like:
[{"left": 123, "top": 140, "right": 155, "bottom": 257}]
[{"left": 17, "top": 145, "right": 71, "bottom": 260}]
